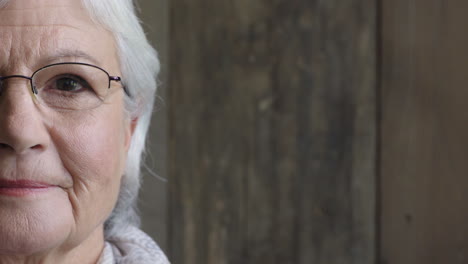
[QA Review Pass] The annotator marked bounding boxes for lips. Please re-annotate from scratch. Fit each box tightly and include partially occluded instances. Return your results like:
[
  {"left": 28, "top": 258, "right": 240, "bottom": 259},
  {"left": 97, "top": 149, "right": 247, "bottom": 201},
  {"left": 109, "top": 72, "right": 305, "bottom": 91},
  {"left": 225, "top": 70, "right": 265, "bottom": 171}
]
[{"left": 0, "top": 179, "right": 56, "bottom": 197}]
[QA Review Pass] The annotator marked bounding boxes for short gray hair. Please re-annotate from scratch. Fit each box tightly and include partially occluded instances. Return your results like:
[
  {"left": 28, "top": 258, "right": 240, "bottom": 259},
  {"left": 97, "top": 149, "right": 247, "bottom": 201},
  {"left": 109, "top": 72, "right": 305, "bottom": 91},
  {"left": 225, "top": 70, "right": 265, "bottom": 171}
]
[{"left": 81, "top": 0, "right": 160, "bottom": 238}]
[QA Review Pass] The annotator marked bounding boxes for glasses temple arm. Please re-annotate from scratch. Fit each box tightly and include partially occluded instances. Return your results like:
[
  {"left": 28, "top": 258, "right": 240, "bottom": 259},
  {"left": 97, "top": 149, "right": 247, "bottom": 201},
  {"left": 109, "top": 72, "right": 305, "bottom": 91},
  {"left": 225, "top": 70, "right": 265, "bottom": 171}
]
[{"left": 109, "top": 76, "right": 131, "bottom": 97}]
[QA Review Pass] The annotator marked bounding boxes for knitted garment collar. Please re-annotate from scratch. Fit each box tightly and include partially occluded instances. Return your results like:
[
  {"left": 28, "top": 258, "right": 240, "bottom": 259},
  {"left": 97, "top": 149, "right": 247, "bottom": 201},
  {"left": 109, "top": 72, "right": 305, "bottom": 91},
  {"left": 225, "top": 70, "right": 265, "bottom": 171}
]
[{"left": 98, "top": 226, "right": 169, "bottom": 264}]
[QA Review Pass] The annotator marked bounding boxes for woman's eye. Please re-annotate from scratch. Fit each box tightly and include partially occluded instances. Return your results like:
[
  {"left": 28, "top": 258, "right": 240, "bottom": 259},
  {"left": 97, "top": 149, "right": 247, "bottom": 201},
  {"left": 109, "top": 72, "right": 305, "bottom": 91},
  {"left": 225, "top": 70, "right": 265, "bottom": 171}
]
[{"left": 53, "top": 76, "right": 90, "bottom": 92}]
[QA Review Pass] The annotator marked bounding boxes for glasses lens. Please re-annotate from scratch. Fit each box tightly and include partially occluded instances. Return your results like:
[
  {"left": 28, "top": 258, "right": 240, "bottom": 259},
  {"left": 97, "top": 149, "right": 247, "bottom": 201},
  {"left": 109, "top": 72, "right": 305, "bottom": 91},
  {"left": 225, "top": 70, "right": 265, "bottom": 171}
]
[{"left": 32, "top": 63, "right": 109, "bottom": 110}]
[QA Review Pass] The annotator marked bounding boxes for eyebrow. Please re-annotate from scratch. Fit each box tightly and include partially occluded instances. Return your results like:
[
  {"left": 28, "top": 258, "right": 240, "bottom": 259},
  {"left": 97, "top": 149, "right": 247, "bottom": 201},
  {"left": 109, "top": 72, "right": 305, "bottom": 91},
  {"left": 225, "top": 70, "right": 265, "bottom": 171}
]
[{"left": 42, "top": 49, "right": 101, "bottom": 66}]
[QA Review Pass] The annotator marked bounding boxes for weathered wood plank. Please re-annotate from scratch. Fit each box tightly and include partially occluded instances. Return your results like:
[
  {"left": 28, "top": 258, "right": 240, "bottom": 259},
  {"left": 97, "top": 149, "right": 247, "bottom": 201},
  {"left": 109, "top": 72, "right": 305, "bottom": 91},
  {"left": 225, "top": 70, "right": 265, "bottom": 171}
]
[
  {"left": 380, "top": 0, "right": 468, "bottom": 263},
  {"left": 168, "top": 0, "right": 377, "bottom": 263}
]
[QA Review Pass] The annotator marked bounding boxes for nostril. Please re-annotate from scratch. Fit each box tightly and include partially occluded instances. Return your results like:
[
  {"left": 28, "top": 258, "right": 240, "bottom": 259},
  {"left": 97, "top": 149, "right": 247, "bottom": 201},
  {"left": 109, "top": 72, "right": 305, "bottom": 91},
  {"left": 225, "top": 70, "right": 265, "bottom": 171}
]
[
  {"left": 0, "top": 143, "right": 42, "bottom": 152},
  {"left": 31, "top": 144, "right": 43, "bottom": 150},
  {"left": 0, "top": 143, "right": 11, "bottom": 149}
]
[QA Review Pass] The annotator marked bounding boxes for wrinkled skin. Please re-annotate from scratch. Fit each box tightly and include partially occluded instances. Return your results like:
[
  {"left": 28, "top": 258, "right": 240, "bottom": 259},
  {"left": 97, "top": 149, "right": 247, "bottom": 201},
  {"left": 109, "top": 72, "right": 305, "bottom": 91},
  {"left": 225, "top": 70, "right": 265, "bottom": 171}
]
[{"left": 0, "top": 0, "right": 134, "bottom": 263}]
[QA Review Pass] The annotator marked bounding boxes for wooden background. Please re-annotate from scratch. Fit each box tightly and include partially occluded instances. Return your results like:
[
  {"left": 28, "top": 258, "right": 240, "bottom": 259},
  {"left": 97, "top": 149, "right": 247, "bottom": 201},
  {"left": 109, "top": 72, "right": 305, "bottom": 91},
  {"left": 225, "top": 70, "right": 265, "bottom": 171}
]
[
  {"left": 167, "top": 0, "right": 376, "bottom": 263},
  {"left": 137, "top": 0, "right": 468, "bottom": 263},
  {"left": 139, "top": 0, "right": 169, "bottom": 251},
  {"left": 380, "top": 0, "right": 468, "bottom": 263}
]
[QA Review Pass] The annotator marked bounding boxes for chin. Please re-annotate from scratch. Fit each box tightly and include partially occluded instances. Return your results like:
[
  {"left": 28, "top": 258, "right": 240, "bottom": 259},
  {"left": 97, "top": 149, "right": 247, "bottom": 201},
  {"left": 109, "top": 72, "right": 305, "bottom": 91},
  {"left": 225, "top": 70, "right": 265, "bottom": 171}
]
[{"left": 0, "top": 191, "right": 73, "bottom": 257}]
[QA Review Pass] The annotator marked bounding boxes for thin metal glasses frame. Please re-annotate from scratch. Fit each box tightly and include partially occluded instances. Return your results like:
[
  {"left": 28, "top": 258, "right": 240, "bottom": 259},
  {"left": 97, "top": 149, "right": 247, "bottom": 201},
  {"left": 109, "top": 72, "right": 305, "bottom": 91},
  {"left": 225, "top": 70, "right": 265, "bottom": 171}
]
[{"left": 0, "top": 62, "right": 129, "bottom": 97}]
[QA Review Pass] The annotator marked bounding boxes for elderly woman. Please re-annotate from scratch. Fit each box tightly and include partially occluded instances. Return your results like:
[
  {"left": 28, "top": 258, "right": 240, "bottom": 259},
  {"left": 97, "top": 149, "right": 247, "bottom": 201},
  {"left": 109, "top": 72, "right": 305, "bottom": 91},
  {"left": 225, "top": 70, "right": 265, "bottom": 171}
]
[{"left": 0, "top": 0, "right": 168, "bottom": 263}]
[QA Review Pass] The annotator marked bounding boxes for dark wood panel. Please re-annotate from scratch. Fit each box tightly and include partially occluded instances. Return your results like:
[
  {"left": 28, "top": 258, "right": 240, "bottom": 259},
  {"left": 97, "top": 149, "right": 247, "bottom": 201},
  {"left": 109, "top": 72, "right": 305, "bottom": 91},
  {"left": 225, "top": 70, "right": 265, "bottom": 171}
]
[
  {"left": 168, "top": 0, "right": 377, "bottom": 263},
  {"left": 139, "top": 0, "right": 169, "bottom": 251},
  {"left": 380, "top": 0, "right": 468, "bottom": 263}
]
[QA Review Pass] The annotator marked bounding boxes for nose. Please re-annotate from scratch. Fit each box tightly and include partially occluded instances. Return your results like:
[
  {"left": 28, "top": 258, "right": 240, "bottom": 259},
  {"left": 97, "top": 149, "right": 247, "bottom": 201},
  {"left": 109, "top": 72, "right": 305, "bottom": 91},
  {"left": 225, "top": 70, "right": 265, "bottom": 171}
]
[{"left": 0, "top": 78, "right": 50, "bottom": 155}]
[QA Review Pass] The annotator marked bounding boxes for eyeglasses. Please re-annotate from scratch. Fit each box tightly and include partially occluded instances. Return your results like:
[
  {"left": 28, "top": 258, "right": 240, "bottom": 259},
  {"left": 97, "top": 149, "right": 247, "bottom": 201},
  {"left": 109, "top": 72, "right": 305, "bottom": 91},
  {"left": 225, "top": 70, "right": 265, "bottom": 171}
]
[{"left": 0, "top": 62, "right": 129, "bottom": 111}]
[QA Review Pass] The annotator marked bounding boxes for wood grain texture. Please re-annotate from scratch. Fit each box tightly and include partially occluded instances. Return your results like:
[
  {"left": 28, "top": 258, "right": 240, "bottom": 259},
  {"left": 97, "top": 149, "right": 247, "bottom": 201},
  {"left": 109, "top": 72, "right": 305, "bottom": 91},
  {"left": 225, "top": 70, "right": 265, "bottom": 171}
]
[
  {"left": 380, "top": 0, "right": 468, "bottom": 263},
  {"left": 168, "top": 0, "right": 377, "bottom": 263}
]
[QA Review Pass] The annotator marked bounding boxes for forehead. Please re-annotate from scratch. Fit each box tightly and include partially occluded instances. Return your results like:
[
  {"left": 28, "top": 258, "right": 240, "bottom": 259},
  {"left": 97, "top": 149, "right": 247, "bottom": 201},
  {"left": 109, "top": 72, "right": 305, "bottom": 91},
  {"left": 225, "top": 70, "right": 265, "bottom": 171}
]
[{"left": 0, "top": 0, "right": 118, "bottom": 72}]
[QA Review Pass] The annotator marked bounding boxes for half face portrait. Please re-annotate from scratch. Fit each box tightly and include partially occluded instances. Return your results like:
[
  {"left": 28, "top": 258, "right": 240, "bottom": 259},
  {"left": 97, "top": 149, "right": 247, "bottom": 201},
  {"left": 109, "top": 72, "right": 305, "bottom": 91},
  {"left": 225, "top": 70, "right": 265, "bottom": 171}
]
[{"left": 0, "top": 0, "right": 168, "bottom": 263}]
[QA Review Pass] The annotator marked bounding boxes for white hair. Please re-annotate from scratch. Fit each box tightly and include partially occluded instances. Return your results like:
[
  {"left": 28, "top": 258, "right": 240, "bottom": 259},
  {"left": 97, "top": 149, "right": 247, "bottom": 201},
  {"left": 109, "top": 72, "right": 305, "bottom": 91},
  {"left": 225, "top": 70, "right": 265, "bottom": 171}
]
[
  {"left": 80, "top": 0, "right": 160, "bottom": 238},
  {"left": 0, "top": 0, "right": 160, "bottom": 238}
]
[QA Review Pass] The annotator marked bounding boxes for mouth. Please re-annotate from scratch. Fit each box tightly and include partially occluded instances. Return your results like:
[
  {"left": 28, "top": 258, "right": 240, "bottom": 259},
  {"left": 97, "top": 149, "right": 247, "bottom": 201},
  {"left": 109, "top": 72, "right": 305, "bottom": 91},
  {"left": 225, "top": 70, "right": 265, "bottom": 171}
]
[{"left": 0, "top": 179, "right": 56, "bottom": 197}]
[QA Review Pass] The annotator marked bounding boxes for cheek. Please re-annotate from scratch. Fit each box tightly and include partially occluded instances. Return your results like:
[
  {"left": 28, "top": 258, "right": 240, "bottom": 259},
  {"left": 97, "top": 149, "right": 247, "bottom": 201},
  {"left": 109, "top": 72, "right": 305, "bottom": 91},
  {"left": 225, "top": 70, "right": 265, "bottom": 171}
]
[
  {"left": 48, "top": 108, "right": 129, "bottom": 231},
  {"left": 55, "top": 113, "right": 126, "bottom": 184}
]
